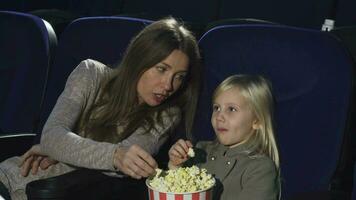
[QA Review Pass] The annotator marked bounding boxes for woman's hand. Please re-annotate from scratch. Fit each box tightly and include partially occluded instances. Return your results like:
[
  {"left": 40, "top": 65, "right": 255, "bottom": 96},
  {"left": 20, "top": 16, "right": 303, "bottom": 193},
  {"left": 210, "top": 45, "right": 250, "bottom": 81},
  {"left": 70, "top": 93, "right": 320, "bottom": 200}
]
[
  {"left": 168, "top": 139, "right": 193, "bottom": 168},
  {"left": 113, "top": 144, "right": 158, "bottom": 179},
  {"left": 19, "top": 144, "right": 58, "bottom": 177}
]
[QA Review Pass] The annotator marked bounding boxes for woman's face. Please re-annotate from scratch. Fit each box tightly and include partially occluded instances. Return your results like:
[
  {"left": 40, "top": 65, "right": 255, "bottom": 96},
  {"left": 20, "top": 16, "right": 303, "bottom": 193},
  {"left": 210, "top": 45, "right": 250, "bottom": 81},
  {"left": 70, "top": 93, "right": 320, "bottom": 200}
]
[
  {"left": 137, "top": 49, "right": 189, "bottom": 106},
  {"left": 211, "top": 87, "right": 259, "bottom": 148}
]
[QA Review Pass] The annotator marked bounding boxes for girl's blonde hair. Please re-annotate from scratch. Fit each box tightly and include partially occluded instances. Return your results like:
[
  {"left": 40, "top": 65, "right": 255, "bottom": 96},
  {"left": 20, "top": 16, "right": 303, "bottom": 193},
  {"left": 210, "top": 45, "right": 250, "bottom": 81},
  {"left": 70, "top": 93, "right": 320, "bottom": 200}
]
[{"left": 212, "top": 74, "right": 280, "bottom": 170}]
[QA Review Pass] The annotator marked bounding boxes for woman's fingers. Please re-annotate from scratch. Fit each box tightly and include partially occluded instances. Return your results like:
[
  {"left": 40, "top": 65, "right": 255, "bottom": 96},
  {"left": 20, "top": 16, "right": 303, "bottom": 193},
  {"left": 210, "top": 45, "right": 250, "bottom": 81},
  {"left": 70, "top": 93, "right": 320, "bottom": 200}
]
[
  {"left": 21, "top": 156, "right": 34, "bottom": 177},
  {"left": 126, "top": 167, "right": 142, "bottom": 179},
  {"left": 129, "top": 145, "right": 157, "bottom": 176},
  {"left": 40, "top": 157, "right": 58, "bottom": 170},
  {"left": 114, "top": 145, "right": 158, "bottom": 179},
  {"left": 133, "top": 145, "right": 157, "bottom": 168},
  {"left": 19, "top": 144, "right": 42, "bottom": 167},
  {"left": 31, "top": 156, "right": 43, "bottom": 175},
  {"left": 20, "top": 155, "right": 57, "bottom": 177}
]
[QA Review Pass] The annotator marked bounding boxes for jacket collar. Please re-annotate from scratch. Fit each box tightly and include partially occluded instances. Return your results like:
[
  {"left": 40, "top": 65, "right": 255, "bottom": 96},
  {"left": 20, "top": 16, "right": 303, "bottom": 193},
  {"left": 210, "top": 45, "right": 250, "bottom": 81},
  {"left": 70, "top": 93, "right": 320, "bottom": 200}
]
[{"left": 211, "top": 139, "right": 250, "bottom": 158}]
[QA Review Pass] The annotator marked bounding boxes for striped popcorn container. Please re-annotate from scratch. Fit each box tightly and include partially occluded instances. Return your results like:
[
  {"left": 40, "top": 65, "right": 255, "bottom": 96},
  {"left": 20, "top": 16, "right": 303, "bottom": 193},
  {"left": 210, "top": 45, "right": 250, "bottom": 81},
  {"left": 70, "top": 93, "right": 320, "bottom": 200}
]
[{"left": 146, "top": 179, "right": 214, "bottom": 200}]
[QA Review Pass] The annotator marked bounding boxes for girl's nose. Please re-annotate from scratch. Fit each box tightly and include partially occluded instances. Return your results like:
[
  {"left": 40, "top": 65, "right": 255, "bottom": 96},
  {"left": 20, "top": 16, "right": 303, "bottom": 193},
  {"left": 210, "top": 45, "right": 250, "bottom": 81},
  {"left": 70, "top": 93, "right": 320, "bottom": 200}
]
[{"left": 215, "top": 111, "right": 225, "bottom": 122}]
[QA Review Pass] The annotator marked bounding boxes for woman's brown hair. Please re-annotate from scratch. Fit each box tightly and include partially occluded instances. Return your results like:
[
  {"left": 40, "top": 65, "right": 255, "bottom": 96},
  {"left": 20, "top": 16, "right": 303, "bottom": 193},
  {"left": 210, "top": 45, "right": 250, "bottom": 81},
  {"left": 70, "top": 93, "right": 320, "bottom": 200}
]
[{"left": 77, "top": 17, "right": 202, "bottom": 143}]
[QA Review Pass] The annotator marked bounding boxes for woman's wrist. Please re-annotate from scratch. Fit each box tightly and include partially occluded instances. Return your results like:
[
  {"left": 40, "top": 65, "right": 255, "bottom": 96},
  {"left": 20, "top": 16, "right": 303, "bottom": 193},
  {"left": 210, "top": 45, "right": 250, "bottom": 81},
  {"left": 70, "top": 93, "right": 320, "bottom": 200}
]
[{"left": 113, "top": 146, "right": 121, "bottom": 170}]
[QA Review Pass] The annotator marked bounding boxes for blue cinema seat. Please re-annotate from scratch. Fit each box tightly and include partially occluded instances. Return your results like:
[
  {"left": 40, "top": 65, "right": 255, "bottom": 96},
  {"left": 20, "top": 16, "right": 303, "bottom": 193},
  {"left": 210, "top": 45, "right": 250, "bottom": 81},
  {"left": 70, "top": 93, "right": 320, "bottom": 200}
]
[
  {"left": 218, "top": 0, "right": 327, "bottom": 29},
  {"left": 331, "top": 26, "right": 356, "bottom": 64},
  {"left": 25, "top": 16, "right": 152, "bottom": 200},
  {"left": 331, "top": 26, "right": 356, "bottom": 200},
  {"left": 37, "top": 16, "right": 152, "bottom": 136},
  {"left": 196, "top": 24, "right": 355, "bottom": 199},
  {"left": 0, "top": 11, "right": 57, "bottom": 161}
]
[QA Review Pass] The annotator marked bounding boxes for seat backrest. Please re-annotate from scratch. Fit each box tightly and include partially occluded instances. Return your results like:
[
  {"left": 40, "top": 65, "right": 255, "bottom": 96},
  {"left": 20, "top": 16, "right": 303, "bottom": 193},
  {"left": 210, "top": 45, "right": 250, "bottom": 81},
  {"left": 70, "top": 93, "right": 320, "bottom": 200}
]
[
  {"left": 218, "top": 0, "right": 328, "bottom": 28},
  {"left": 0, "top": 11, "right": 57, "bottom": 134},
  {"left": 38, "top": 16, "right": 152, "bottom": 135},
  {"left": 331, "top": 26, "right": 356, "bottom": 63},
  {"left": 121, "top": 0, "right": 219, "bottom": 24},
  {"left": 331, "top": 26, "right": 356, "bottom": 200},
  {"left": 196, "top": 24, "right": 354, "bottom": 198}
]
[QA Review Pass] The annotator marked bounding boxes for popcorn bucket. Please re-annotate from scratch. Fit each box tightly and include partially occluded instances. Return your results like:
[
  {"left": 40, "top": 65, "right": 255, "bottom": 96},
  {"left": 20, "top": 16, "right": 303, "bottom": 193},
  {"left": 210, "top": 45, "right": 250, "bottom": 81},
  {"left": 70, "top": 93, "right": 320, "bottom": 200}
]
[{"left": 146, "top": 179, "right": 214, "bottom": 200}]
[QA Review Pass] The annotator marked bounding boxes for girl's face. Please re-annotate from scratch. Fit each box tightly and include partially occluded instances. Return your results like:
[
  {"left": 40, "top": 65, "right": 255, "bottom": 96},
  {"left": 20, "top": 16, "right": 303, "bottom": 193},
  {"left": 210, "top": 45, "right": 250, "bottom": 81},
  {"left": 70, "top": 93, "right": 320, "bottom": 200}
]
[
  {"left": 137, "top": 49, "right": 189, "bottom": 106},
  {"left": 211, "top": 87, "right": 259, "bottom": 148}
]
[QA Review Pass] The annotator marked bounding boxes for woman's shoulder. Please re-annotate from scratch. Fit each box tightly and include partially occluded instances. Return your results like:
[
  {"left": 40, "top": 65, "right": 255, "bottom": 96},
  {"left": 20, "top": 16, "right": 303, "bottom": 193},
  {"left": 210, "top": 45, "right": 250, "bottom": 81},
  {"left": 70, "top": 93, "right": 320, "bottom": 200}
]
[{"left": 74, "top": 59, "right": 113, "bottom": 78}]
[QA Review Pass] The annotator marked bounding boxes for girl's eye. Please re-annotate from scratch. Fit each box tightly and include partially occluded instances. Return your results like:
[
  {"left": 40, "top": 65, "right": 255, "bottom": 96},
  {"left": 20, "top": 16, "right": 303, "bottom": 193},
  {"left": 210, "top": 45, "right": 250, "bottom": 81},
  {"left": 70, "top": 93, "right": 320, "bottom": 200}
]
[
  {"left": 229, "top": 107, "right": 237, "bottom": 112},
  {"left": 212, "top": 105, "right": 220, "bottom": 112}
]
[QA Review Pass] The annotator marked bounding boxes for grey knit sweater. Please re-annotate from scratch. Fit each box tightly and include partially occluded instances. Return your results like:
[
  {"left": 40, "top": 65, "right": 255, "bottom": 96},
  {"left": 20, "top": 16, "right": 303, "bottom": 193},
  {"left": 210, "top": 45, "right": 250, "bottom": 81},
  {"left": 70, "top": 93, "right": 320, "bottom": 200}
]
[{"left": 0, "top": 59, "right": 181, "bottom": 200}]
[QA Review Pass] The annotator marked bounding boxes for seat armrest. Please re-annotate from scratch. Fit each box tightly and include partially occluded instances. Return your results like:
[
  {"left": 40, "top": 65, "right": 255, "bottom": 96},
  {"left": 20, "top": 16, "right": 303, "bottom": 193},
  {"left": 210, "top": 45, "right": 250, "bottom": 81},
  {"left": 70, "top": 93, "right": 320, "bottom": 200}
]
[
  {"left": 0, "top": 133, "right": 36, "bottom": 161},
  {"left": 26, "top": 169, "right": 148, "bottom": 200}
]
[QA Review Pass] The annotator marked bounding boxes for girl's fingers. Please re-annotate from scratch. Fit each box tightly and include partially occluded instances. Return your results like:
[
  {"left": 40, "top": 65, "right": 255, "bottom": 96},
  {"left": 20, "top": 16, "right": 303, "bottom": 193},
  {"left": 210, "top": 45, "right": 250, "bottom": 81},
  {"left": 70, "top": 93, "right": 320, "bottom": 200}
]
[
  {"left": 186, "top": 140, "right": 193, "bottom": 148},
  {"left": 171, "top": 141, "right": 186, "bottom": 157},
  {"left": 177, "top": 139, "right": 190, "bottom": 152}
]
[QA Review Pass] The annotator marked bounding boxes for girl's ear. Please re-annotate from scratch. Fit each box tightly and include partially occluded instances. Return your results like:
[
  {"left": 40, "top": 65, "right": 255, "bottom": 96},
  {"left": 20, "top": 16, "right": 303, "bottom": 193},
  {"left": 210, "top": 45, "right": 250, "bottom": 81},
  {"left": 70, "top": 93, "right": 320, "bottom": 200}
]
[{"left": 252, "top": 119, "right": 260, "bottom": 130}]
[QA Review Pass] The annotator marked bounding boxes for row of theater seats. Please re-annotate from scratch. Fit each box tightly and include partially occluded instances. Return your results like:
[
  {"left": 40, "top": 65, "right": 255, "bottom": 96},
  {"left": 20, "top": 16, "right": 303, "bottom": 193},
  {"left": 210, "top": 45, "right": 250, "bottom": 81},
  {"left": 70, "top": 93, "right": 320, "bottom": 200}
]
[
  {"left": 1, "top": 11, "right": 356, "bottom": 200},
  {"left": 2, "top": 0, "right": 356, "bottom": 29}
]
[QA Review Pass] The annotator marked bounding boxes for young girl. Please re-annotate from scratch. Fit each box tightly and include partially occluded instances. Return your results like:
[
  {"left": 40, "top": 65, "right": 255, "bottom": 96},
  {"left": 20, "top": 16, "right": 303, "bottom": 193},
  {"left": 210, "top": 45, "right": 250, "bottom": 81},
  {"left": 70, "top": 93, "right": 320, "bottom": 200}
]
[{"left": 169, "top": 74, "right": 280, "bottom": 200}]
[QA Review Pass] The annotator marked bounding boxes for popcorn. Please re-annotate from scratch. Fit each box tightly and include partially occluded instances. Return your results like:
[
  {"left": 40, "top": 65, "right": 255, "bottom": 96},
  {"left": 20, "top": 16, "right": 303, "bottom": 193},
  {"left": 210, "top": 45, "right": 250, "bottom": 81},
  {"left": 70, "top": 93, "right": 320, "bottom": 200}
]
[
  {"left": 187, "top": 147, "right": 195, "bottom": 157},
  {"left": 148, "top": 166, "right": 215, "bottom": 193}
]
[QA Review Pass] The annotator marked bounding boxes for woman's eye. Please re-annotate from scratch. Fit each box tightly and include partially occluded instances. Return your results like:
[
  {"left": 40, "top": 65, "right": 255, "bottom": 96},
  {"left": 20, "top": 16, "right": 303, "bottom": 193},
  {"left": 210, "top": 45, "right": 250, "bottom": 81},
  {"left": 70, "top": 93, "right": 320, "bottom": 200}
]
[
  {"left": 156, "top": 66, "right": 166, "bottom": 72},
  {"left": 174, "top": 74, "right": 186, "bottom": 81}
]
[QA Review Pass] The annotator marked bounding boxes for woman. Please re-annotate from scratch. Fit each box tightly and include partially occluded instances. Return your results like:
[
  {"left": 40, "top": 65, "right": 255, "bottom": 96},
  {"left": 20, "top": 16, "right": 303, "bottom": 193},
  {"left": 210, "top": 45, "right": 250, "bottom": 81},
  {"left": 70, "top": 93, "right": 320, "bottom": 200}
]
[{"left": 0, "top": 17, "right": 201, "bottom": 200}]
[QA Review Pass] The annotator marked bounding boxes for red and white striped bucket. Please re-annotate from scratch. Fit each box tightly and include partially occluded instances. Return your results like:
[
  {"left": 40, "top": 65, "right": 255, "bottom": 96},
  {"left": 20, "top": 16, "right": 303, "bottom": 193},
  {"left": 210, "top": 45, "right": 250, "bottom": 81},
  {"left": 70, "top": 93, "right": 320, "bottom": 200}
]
[{"left": 146, "top": 179, "right": 214, "bottom": 200}]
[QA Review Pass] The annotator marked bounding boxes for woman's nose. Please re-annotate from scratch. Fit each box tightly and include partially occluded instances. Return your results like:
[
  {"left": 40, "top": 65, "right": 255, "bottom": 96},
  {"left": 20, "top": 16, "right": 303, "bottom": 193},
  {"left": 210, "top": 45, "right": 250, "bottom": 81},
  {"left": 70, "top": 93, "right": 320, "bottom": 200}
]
[{"left": 162, "top": 75, "right": 173, "bottom": 92}]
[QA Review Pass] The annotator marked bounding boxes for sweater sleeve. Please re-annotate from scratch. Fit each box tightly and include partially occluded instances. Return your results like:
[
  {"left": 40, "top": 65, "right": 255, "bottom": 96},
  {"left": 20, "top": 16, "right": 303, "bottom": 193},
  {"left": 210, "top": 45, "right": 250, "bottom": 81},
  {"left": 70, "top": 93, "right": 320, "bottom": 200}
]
[
  {"left": 237, "top": 157, "right": 279, "bottom": 200},
  {"left": 41, "top": 59, "right": 118, "bottom": 171},
  {"left": 119, "top": 107, "right": 181, "bottom": 155}
]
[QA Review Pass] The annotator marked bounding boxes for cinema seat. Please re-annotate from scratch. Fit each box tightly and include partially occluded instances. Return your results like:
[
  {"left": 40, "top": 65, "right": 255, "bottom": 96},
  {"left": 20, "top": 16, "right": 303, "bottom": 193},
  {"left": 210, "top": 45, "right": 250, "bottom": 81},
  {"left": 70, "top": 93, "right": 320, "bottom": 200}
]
[
  {"left": 196, "top": 23, "right": 355, "bottom": 199},
  {"left": 0, "top": 11, "right": 57, "bottom": 161}
]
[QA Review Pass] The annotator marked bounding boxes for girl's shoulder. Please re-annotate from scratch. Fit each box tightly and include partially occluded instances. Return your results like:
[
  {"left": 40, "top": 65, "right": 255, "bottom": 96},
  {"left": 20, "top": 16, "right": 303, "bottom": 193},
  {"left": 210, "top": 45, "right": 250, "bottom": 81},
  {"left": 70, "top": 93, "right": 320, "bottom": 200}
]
[
  {"left": 243, "top": 154, "right": 277, "bottom": 174},
  {"left": 195, "top": 140, "right": 218, "bottom": 151}
]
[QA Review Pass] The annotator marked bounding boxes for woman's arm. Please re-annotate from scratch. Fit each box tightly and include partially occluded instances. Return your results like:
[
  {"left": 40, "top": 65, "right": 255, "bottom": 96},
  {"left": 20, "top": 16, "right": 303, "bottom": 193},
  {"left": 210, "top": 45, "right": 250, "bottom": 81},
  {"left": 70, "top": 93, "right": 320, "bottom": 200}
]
[
  {"left": 40, "top": 59, "right": 118, "bottom": 171},
  {"left": 41, "top": 59, "right": 181, "bottom": 173},
  {"left": 113, "top": 107, "right": 181, "bottom": 178}
]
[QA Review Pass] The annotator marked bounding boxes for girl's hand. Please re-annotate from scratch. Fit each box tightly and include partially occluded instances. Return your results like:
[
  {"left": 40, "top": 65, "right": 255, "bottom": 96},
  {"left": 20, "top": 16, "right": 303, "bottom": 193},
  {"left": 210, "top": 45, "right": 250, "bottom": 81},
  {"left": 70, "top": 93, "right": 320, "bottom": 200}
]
[
  {"left": 19, "top": 144, "right": 58, "bottom": 177},
  {"left": 113, "top": 144, "right": 158, "bottom": 179},
  {"left": 168, "top": 139, "right": 193, "bottom": 168}
]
